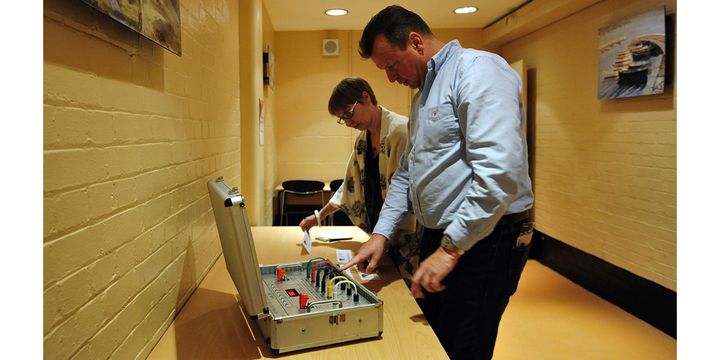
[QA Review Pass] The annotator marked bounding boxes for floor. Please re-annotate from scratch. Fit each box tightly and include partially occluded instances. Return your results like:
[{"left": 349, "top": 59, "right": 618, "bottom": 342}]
[
  {"left": 494, "top": 261, "right": 676, "bottom": 359},
  {"left": 149, "top": 259, "right": 676, "bottom": 359}
]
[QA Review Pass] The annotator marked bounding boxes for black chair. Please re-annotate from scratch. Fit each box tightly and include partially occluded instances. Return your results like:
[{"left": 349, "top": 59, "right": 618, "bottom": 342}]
[
  {"left": 330, "top": 179, "right": 344, "bottom": 192},
  {"left": 328, "top": 179, "right": 353, "bottom": 226},
  {"left": 280, "top": 180, "right": 325, "bottom": 226}
]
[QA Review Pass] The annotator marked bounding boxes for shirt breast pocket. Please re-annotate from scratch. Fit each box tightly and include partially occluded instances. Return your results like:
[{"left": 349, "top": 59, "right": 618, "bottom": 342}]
[{"left": 425, "top": 104, "right": 459, "bottom": 149}]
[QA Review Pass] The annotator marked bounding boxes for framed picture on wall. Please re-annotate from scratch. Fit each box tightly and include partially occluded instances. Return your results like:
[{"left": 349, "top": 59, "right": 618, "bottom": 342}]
[
  {"left": 598, "top": 7, "right": 666, "bottom": 99},
  {"left": 80, "top": 0, "right": 182, "bottom": 56}
]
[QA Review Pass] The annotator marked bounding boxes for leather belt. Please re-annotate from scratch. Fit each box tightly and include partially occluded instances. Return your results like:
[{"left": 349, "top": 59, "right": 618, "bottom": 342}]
[{"left": 499, "top": 210, "right": 531, "bottom": 225}]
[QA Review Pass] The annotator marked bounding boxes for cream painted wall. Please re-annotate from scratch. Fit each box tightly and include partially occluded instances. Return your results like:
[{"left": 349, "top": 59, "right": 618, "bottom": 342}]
[
  {"left": 500, "top": 0, "right": 676, "bottom": 290},
  {"left": 433, "top": 28, "right": 488, "bottom": 52},
  {"left": 272, "top": 28, "right": 487, "bottom": 185},
  {"left": 239, "top": 0, "right": 265, "bottom": 225},
  {"left": 43, "top": 0, "right": 241, "bottom": 357},
  {"left": 262, "top": 5, "right": 277, "bottom": 226},
  {"left": 274, "top": 30, "right": 367, "bottom": 184}
]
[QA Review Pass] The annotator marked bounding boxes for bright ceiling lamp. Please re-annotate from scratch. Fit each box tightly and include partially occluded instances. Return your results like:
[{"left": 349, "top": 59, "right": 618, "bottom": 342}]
[
  {"left": 325, "top": 8, "right": 348, "bottom": 16},
  {"left": 454, "top": 6, "right": 478, "bottom": 15}
]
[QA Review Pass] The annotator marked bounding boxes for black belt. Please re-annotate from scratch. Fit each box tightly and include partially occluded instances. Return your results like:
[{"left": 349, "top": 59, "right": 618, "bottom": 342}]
[
  {"left": 498, "top": 210, "right": 530, "bottom": 226},
  {"left": 420, "top": 210, "right": 530, "bottom": 233}
]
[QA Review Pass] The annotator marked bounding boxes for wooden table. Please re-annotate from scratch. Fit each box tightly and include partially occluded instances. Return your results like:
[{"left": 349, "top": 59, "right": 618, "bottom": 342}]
[{"left": 148, "top": 226, "right": 447, "bottom": 359}]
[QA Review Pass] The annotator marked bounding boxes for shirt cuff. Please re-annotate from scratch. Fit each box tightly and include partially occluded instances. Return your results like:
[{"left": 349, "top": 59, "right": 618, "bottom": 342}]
[{"left": 328, "top": 183, "right": 344, "bottom": 207}]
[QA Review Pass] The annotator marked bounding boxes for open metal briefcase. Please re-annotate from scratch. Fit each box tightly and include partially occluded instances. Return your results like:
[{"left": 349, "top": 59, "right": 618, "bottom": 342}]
[{"left": 207, "top": 177, "right": 383, "bottom": 354}]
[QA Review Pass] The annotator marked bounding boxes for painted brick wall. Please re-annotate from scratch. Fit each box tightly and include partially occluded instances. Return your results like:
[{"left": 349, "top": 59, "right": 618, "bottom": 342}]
[
  {"left": 273, "top": 30, "right": 367, "bottom": 183},
  {"left": 43, "top": 0, "right": 241, "bottom": 358},
  {"left": 273, "top": 28, "right": 485, "bottom": 184},
  {"left": 501, "top": 0, "right": 676, "bottom": 290}
]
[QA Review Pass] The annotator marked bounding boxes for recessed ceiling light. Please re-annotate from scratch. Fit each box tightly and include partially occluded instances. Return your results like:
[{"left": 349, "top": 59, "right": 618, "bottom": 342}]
[
  {"left": 325, "top": 8, "right": 348, "bottom": 16},
  {"left": 454, "top": 6, "right": 478, "bottom": 15}
]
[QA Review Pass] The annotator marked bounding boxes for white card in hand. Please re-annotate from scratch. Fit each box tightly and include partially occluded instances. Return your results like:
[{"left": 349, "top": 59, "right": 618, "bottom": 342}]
[{"left": 302, "top": 231, "right": 312, "bottom": 253}]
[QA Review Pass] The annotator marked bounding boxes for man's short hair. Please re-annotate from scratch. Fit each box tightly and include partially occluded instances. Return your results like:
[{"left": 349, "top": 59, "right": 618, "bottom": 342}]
[
  {"left": 328, "top": 78, "right": 378, "bottom": 115},
  {"left": 359, "top": 5, "right": 433, "bottom": 59}
]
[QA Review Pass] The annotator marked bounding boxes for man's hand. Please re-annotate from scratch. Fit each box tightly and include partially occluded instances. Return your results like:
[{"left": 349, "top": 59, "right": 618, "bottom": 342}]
[
  {"left": 338, "top": 234, "right": 388, "bottom": 274},
  {"left": 411, "top": 247, "right": 462, "bottom": 298}
]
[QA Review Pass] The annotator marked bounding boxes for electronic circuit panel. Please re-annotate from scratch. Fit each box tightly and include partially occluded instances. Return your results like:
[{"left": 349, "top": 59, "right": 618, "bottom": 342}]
[
  {"left": 260, "top": 262, "right": 376, "bottom": 317},
  {"left": 208, "top": 177, "right": 383, "bottom": 354}
]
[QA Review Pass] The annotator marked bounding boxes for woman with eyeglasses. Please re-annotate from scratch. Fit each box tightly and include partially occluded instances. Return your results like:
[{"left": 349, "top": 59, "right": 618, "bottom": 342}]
[{"left": 299, "top": 77, "right": 417, "bottom": 286}]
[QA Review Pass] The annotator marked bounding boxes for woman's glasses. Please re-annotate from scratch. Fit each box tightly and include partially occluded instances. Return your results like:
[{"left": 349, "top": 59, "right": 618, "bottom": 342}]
[{"left": 336, "top": 101, "right": 358, "bottom": 125}]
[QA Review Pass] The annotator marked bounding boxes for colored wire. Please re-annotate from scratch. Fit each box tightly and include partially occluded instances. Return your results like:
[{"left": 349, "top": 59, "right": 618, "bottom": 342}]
[
  {"left": 311, "top": 261, "right": 333, "bottom": 282},
  {"left": 332, "top": 279, "right": 356, "bottom": 299},
  {"left": 315, "top": 265, "right": 336, "bottom": 289},
  {"left": 306, "top": 257, "right": 327, "bottom": 278},
  {"left": 326, "top": 275, "right": 349, "bottom": 298}
]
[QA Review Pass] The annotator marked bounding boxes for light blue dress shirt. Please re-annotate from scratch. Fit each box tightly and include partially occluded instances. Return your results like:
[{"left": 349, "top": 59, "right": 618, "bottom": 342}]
[{"left": 373, "top": 40, "right": 534, "bottom": 251}]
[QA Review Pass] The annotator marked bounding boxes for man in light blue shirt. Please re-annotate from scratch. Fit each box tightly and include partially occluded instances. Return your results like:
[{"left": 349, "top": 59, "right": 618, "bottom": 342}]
[{"left": 340, "top": 5, "right": 534, "bottom": 360}]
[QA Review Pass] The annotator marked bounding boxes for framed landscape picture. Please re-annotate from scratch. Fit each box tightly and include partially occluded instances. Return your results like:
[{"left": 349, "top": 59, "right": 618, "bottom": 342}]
[
  {"left": 81, "top": 0, "right": 181, "bottom": 55},
  {"left": 598, "top": 7, "right": 666, "bottom": 99}
]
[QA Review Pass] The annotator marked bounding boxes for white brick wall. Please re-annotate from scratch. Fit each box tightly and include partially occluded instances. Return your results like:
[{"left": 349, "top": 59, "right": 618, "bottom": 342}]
[
  {"left": 43, "top": 0, "right": 241, "bottom": 358},
  {"left": 501, "top": 0, "right": 677, "bottom": 290}
]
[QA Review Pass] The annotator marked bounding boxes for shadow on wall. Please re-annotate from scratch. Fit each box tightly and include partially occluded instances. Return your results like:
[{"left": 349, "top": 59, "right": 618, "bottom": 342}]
[
  {"left": 177, "top": 236, "right": 197, "bottom": 305},
  {"left": 44, "top": 0, "right": 165, "bottom": 91}
]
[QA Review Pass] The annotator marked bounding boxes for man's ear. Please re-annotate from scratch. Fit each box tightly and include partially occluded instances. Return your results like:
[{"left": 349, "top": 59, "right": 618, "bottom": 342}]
[{"left": 408, "top": 32, "right": 424, "bottom": 54}]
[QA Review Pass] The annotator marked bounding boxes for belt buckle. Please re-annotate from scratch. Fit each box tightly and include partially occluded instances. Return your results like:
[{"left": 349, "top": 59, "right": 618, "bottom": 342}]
[{"left": 516, "top": 221, "right": 534, "bottom": 247}]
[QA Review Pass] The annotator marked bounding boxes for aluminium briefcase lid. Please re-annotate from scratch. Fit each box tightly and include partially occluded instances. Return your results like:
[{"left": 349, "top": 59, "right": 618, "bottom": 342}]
[{"left": 207, "top": 177, "right": 268, "bottom": 317}]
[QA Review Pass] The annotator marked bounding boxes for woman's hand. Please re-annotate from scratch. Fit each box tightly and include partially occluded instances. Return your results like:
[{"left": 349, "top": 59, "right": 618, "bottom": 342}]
[{"left": 299, "top": 214, "right": 319, "bottom": 232}]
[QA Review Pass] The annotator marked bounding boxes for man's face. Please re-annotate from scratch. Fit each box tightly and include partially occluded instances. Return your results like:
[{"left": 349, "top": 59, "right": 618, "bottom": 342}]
[{"left": 370, "top": 35, "right": 426, "bottom": 89}]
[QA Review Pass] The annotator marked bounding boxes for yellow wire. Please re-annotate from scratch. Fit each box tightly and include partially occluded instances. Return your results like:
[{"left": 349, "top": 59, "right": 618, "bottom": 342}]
[{"left": 326, "top": 275, "right": 348, "bottom": 298}]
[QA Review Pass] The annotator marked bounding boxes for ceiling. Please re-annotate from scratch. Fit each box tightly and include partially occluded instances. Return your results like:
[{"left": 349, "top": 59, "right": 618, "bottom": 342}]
[{"left": 264, "top": 0, "right": 531, "bottom": 31}]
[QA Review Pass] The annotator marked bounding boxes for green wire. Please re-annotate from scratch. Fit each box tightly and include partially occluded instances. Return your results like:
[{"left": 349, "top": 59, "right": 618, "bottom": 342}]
[{"left": 306, "top": 257, "right": 327, "bottom": 278}]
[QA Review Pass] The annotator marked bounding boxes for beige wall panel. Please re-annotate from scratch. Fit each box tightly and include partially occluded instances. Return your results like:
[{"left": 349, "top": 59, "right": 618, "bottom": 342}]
[{"left": 500, "top": 0, "right": 676, "bottom": 289}]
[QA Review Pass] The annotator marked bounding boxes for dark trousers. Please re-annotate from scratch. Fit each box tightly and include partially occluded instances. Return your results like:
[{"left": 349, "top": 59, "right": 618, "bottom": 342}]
[{"left": 417, "top": 217, "right": 530, "bottom": 360}]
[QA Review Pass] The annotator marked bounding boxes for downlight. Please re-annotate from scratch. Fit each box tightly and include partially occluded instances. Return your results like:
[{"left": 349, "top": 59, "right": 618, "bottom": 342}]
[
  {"left": 325, "top": 9, "right": 348, "bottom": 16},
  {"left": 454, "top": 6, "right": 478, "bottom": 15}
]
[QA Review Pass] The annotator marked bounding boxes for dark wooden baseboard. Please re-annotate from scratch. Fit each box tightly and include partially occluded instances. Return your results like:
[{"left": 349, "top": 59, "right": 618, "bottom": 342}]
[{"left": 529, "top": 231, "right": 676, "bottom": 338}]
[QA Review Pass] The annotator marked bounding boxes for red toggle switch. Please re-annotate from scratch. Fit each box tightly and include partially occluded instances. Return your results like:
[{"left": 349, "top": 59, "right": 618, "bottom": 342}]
[
  {"left": 276, "top": 268, "right": 286, "bottom": 281},
  {"left": 299, "top": 293, "right": 309, "bottom": 309}
]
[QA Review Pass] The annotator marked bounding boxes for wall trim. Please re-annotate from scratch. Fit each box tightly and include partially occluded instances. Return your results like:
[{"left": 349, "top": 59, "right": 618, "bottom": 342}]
[{"left": 530, "top": 231, "right": 676, "bottom": 338}]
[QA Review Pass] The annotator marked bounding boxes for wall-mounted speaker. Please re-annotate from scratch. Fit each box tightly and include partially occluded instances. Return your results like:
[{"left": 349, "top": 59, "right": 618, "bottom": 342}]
[{"left": 322, "top": 39, "right": 340, "bottom": 56}]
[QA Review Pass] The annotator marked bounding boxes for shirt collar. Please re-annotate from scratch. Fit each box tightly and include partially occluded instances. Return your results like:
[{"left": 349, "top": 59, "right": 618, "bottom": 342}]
[
  {"left": 420, "top": 40, "right": 460, "bottom": 98},
  {"left": 427, "top": 40, "right": 461, "bottom": 74}
]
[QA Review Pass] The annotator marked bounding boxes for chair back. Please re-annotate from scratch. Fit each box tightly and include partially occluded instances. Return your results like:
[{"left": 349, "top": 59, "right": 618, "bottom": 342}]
[
  {"left": 329, "top": 179, "right": 344, "bottom": 192},
  {"left": 282, "top": 180, "right": 325, "bottom": 194},
  {"left": 279, "top": 180, "right": 325, "bottom": 225}
]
